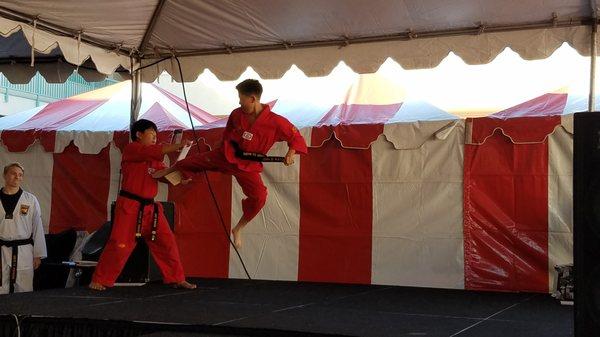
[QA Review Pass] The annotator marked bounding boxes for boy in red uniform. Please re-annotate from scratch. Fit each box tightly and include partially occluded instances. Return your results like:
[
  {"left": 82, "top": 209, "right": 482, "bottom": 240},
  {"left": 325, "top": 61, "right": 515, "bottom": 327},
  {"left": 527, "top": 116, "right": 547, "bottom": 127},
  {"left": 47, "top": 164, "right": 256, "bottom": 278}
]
[
  {"left": 89, "top": 119, "right": 196, "bottom": 291},
  {"left": 153, "top": 79, "right": 307, "bottom": 248}
]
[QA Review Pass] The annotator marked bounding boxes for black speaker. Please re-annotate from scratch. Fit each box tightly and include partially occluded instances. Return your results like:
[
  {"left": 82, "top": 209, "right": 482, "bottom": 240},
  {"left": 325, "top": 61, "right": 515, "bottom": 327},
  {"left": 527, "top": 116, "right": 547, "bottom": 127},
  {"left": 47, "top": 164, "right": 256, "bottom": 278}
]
[
  {"left": 574, "top": 112, "right": 600, "bottom": 337},
  {"left": 33, "top": 229, "right": 77, "bottom": 290},
  {"left": 81, "top": 201, "right": 175, "bottom": 284}
]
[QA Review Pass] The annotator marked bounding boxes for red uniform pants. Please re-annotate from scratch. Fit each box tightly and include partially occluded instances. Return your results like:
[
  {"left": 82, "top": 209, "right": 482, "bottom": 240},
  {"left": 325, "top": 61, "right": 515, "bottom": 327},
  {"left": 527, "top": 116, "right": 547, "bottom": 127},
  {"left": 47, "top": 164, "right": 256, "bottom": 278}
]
[
  {"left": 92, "top": 198, "right": 185, "bottom": 287},
  {"left": 175, "top": 149, "right": 268, "bottom": 221}
]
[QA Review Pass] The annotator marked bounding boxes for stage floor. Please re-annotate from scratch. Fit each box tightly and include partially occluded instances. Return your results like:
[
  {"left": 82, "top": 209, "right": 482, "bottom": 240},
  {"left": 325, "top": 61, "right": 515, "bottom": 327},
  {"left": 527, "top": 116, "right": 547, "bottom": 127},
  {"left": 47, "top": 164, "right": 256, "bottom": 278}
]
[{"left": 0, "top": 278, "right": 573, "bottom": 337}]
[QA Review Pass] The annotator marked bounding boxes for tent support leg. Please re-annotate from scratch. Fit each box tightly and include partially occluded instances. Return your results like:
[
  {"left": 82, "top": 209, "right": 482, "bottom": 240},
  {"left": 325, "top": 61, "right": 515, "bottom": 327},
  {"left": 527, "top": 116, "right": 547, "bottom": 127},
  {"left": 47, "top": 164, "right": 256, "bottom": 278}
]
[
  {"left": 130, "top": 66, "right": 142, "bottom": 125},
  {"left": 589, "top": 21, "right": 597, "bottom": 112}
]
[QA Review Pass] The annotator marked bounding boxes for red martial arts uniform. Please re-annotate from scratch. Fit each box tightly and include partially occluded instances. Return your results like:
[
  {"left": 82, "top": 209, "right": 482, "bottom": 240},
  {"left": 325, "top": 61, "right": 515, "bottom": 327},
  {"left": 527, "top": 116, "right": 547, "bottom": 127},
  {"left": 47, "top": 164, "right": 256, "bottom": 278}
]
[
  {"left": 92, "top": 142, "right": 185, "bottom": 287},
  {"left": 176, "top": 105, "right": 307, "bottom": 221}
]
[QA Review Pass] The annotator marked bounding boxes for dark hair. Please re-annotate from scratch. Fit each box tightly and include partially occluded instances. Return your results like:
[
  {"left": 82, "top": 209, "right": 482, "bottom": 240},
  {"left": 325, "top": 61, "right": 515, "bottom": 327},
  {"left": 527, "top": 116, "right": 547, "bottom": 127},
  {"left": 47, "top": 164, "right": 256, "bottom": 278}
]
[
  {"left": 236, "top": 79, "right": 263, "bottom": 98},
  {"left": 130, "top": 119, "right": 158, "bottom": 141}
]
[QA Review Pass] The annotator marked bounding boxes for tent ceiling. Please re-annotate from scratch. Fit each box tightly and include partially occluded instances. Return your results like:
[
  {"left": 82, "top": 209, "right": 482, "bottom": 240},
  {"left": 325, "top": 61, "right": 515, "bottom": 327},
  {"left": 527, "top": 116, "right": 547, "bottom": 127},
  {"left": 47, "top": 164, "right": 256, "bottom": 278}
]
[
  {"left": 0, "top": 0, "right": 597, "bottom": 82},
  {"left": 0, "top": 0, "right": 156, "bottom": 50},
  {"left": 0, "top": 30, "right": 129, "bottom": 83}
]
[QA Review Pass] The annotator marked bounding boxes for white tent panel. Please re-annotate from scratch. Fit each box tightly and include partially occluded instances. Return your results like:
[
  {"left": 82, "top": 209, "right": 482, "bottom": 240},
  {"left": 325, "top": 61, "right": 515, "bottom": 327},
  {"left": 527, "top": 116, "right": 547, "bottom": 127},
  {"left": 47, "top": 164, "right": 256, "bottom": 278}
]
[
  {"left": 138, "top": 85, "right": 206, "bottom": 128},
  {"left": 547, "top": 116, "right": 573, "bottom": 293},
  {"left": 107, "top": 143, "right": 121, "bottom": 222},
  {"left": 371, "top": 121, "right": 465, "bottom": 288},
  {"left": 0, "top": 104, "right": 47, "bottom": 129},
  {"left": 387, "top": 100, "right": 458, "bottom": 123},
  {"left": 55, "top": 130, "right": 115, "bottom": 155},
  {"left": 59, "top": 84, "right": 132, "bottom": 132},
  {"left": 0, "top": 142, "right": 53, "bottom": 233}
]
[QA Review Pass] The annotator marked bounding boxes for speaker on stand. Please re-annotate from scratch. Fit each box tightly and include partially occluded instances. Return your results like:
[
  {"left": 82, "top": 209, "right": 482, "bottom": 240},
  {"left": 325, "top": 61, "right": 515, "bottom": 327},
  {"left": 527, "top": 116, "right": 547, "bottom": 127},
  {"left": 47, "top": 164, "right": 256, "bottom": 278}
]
[{"left": 574, "top": 112, "right": 600, "bottom": 336}]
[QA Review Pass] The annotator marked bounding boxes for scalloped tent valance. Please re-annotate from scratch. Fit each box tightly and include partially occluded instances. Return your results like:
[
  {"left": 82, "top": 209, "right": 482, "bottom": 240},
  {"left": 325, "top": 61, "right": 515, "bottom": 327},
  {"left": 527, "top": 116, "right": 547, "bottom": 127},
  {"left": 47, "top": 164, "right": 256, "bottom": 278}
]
[
  {"left": 463, "top": 90, "right": 575, "bottom": 145},
  {"left": 466, "top": 115, "right": 573, "bottom": 145},
  {"left": 0, "top": 0, "right": 596, "bottom": 83}
]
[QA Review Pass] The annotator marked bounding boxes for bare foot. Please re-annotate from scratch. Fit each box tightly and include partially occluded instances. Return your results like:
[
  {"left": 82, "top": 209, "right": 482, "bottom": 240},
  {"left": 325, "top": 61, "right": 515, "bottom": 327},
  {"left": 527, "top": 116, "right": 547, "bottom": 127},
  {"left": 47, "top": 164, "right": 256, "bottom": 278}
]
[
  {"left": 89, "top": 282, "right": 106, "bottom": 291},
  {"left": 171, "top": 280, "right": 197, "bottom": 289},
  {"left": 231, "top": 226, "right": 242, "bottom": 249}
]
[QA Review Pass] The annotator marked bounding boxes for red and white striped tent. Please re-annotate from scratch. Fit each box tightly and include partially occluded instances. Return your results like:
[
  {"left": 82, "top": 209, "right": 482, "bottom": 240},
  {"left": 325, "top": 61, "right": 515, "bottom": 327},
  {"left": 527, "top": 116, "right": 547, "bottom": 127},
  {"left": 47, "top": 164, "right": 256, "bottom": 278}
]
[
  {"left": 0, "top": 81, "right": 574, "bottom": 293},
  {"left": 0, "top": 80, "right": 218, "bottom": 235}
]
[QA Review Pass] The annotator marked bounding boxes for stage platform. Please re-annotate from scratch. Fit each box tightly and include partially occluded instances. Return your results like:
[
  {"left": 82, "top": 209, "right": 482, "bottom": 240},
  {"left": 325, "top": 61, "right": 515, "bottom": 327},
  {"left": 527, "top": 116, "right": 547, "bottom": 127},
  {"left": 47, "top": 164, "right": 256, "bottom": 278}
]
[{"left": 0, "top": 278, "right": 573, "bottom": 337}]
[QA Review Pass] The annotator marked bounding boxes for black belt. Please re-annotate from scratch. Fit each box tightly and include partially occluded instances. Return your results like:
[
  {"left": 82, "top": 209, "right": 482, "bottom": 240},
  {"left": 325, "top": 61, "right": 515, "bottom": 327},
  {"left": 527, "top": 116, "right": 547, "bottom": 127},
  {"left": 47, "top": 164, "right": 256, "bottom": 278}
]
[
  {"left": 0, "top": 236, "right": 34, "bottom": 293},
  {"left": 231, "top": 141, "right": 284, "bottom": 162},
  {"left": 118, "top": 190, "right": 158, "bottom": 241}
]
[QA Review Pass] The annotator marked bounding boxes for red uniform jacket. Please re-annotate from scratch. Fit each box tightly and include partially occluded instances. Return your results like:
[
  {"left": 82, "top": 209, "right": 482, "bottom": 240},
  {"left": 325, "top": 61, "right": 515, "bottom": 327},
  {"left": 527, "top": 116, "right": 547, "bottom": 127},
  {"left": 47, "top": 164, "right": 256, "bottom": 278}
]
[
  {"left": 120, "top": 142, "right": 165, "bottom": 199},
  {"left": 222, "top": 105, "right": 308, "bottom": 172}
]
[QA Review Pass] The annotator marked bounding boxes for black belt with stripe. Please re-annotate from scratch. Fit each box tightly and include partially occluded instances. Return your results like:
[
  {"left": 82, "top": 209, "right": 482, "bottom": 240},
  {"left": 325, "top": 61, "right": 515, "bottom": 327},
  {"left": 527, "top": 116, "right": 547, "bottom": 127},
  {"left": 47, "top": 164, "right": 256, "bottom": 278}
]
[
  {"left": 231, "top": 141, "right": 285, "bottom": 162},
  {"left": 118, "top": 190, "right": 159, "bottom": 241},
  {"left": 0, "top": 236, "right": 34, "bottom": 293}
]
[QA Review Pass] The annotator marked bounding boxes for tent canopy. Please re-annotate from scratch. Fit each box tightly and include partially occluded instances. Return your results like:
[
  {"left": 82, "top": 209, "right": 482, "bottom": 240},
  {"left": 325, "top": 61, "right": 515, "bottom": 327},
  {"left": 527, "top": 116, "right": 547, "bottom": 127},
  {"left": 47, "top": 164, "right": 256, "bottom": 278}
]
[{"left": 0, "top": 0, "right": 597, "bottom": 82}]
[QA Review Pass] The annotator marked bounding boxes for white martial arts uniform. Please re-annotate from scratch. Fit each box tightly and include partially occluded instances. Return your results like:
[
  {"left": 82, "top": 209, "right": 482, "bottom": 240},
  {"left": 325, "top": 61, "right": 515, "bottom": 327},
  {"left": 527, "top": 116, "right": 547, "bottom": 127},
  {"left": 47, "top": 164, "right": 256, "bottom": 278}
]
[{"left": 0, "top": 190, "right": 47, "bottom": 294}]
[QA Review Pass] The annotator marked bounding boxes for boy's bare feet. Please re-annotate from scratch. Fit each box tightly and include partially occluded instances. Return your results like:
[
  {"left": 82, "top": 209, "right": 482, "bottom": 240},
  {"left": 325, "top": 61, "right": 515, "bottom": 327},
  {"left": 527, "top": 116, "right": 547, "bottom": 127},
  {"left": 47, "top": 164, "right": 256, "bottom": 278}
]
[
  {"left": 231, "top": 226, "right": 242, "bottom": 249},
  {"left": 171, "top": 280, "right": 197, "bottom": 289},
  {"left": 89, "top": 282, "right": 106, "bottom": 291}
]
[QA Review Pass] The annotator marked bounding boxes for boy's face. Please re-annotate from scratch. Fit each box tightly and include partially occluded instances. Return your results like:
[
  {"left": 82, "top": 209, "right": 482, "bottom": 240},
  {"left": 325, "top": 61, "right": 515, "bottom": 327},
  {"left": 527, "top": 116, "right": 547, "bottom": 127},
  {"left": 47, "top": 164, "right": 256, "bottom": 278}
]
[
  {"left": 3, "top": 166, "right": 23, "bottom": 189},
  {"left": 238, "top": 92, "right": 256, "bottom": 114},
  {"left": 136, "top": 128, "right": 157, "bottom": 145}
]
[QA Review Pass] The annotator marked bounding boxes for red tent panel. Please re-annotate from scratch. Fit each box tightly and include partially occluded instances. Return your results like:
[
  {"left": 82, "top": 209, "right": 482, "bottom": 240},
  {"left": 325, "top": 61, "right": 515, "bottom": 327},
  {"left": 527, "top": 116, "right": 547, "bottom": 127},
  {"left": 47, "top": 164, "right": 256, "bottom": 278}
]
[
  {"left": 464, "top": 130, "right": 549, "bottom": 292},
  {"left": 298, "top": 136, "right": 373, "bottom": 284},
  {"left": 49, "top": 143, "right": 111, "bottom": 233},
  {"left": 168, "top": 146, "right": 232, "bottom": 278},
  {"left": 490, "top": 93, "right": 567, "bottom": 119},
  {"left": 311, "top": 124, "right": 384, "bottom": 149},
  {"left": 1, "top": 130, "right": 56, "bottom": 152},
  {"left": 15, "top": 99, "right": 107, "bottom": 130},
  {"left": 470, "top": 116, "right": 562, "bottom": 144}
]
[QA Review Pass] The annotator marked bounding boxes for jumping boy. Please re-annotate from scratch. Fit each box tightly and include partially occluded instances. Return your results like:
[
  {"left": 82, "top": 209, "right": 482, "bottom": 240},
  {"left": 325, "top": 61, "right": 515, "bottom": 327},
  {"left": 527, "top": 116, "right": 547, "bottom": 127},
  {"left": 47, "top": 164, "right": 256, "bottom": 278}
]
[{"left": 153, "top": 79, "right": 307, "bottom": 248}]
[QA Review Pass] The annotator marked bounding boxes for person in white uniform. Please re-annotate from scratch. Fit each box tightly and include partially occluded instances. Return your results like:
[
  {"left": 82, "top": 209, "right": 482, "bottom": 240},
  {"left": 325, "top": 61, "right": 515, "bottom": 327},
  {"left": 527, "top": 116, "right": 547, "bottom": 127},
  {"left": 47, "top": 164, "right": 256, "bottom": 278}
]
[{"left": 0, "top": 163, "right": 46, "bottom": 294}]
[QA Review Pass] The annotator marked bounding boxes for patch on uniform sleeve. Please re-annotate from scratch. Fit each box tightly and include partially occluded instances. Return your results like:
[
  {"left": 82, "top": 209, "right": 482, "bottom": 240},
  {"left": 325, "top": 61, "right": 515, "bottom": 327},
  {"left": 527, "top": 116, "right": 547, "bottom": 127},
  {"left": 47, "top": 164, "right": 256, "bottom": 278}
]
[
  {"left": 292, "top": 126, "right": 298, "bottom": 133},
  {"left": 20, "top": 204, "right": 30, "bottom": 215}
]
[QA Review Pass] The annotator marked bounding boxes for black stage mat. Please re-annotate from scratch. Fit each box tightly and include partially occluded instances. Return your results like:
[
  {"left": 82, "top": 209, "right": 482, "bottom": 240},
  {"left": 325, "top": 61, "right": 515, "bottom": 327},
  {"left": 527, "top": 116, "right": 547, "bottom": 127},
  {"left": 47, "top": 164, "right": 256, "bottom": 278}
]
[{"left": 0, "top": 278, "right": 573, "bottom": 337}]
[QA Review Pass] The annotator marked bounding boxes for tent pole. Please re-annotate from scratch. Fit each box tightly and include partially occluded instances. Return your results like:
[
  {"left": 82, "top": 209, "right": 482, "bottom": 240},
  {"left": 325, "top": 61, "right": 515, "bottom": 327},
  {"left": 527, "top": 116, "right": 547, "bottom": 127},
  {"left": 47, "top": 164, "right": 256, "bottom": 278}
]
[
  {"left": 590, "top": 20, "right": 598, "bottom": 112},
  {"left": 130, "top": 62, "right": 142, "bottom": 125}
]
